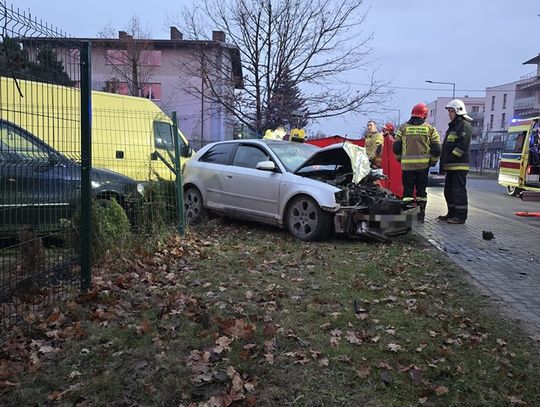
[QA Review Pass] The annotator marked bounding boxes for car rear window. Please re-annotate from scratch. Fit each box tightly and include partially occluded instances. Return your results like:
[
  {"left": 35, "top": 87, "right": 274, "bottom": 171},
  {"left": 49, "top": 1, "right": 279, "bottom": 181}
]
[{"left": 199, "top": 143, "right": 235, "bottom": 165}]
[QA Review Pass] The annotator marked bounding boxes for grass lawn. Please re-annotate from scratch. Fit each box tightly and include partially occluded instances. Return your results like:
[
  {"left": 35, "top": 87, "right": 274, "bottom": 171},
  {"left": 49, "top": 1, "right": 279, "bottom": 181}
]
[{"left": 1, "top": 218, "right": 539, "bottom": 406}]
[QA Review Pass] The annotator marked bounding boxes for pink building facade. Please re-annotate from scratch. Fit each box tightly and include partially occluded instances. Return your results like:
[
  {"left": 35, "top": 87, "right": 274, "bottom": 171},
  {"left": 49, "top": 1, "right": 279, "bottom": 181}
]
[{"left": 26, "top": 29, "right": 243, "bottom": 149}]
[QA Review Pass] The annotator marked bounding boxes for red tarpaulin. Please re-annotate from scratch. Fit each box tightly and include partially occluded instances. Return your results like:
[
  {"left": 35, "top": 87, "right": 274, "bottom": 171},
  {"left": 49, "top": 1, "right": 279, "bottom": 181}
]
[{"left": 307, "top": 136, "right": 404, "bottom": 197}]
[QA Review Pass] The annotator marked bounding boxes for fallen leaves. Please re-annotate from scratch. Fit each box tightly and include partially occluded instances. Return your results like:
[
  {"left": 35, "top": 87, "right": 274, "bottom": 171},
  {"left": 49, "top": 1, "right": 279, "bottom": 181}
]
[
  {"left": 218, "top": 318, "right": 255, "bottom": 339},
  {"left": 2, "top": 223, "right": 540, "bottom": 407}
]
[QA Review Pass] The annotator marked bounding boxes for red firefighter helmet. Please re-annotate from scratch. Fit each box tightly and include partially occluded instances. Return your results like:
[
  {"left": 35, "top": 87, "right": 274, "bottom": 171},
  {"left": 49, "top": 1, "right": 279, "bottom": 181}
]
[
  {"left": 411, "top": 103, "right": 428, "bottom": 119},
  {"left": 382, "top": 122, "right": 395, "bottom": 134}
]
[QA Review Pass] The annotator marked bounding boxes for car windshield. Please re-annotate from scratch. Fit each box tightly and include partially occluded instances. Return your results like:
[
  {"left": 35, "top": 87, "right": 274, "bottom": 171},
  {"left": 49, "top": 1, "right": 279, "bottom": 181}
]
[{"left": 267, "top": 142, "right": 320, "bottom": 172}]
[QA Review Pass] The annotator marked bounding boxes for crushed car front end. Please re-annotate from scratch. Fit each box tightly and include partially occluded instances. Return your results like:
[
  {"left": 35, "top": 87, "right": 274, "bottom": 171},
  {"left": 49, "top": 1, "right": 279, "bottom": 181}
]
[{"left": 293, "top": 141, "right": 419, "bottom": 241}]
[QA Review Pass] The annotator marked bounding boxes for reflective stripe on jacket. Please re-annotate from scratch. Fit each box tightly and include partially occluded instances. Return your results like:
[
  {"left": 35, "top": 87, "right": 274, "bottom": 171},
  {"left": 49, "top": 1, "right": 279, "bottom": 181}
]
[
  {"left": 393, "top": 122, "right": 441, "bottom": 171},
  {"left": 441, "top": 116, "right": 472, "bottom": 171}
]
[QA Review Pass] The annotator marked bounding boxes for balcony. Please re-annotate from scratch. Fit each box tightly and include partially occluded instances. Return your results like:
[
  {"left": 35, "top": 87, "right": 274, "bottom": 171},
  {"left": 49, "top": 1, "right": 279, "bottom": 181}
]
[
  {"left": 468, "top": 111, "right": 483, "bottom": 120},
  {"left": 516, "top": 74, "right": 540, "bottom": 91},
  {"left": 514, "top": 96, "right": 539, "bottom": 110}
]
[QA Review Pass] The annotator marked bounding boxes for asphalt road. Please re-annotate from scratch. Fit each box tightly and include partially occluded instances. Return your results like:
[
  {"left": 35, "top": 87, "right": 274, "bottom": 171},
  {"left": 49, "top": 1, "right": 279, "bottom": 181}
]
[{"left": 427, "top": 178, "right": 540, "bottom": 229}]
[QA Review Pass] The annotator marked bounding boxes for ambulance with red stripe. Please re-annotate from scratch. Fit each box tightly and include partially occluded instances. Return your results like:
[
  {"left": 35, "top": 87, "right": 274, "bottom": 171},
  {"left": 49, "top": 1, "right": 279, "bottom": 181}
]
[{"left": 498, "top": 117, "right": 540, "bottom": 196}]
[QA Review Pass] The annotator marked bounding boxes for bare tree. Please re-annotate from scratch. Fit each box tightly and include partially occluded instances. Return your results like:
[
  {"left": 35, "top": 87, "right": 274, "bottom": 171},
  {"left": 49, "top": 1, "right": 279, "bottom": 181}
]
[
  {"left": 98, "top": 16, "right": 156, "bottom": 97},
  {"left": 171, "top": 0, "right": 388, "bottom": 134}
]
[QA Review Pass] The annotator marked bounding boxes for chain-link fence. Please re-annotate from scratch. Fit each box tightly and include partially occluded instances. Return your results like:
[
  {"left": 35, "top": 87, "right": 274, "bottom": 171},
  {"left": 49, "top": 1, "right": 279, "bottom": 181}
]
[{"left": 1, "top": 2, "right": 186, "bottom": 333}]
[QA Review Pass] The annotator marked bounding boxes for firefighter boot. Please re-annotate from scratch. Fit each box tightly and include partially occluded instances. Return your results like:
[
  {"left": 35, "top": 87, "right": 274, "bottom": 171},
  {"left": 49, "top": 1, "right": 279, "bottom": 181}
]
[{"left": 418, "top": 201, "right": 427, "bottom": 223}]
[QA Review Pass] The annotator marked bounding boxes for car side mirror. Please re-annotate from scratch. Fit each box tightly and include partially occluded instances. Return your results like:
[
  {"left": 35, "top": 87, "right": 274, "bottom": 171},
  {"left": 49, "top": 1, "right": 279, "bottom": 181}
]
[
  {"left": 48, "top": 153, "right": 60, "bottom": 166},
  {"left": 256, "top": 160, "right": 276, "bottom": 171}
]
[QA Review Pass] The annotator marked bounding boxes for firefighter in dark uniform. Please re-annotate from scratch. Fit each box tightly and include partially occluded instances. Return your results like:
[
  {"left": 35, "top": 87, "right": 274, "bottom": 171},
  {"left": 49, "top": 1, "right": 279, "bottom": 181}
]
[
  {"left": 365, "top": 120, "right": 384, "bottom": 168},
  {"left": 393, "top": 103, "right": 441, "bottom": 221},
  {"left": 438, "top": 99, "right": 473, "bottom": 224}
]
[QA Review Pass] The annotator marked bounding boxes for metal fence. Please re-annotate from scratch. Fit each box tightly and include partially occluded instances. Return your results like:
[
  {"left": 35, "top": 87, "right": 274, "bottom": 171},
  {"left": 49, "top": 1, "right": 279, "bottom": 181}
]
[{"left": 0, "top": 2, "right": 185, "bottom": 332}]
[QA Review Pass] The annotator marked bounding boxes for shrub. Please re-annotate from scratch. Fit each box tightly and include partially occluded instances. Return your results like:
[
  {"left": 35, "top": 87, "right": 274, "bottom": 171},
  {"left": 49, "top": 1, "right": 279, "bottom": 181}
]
[{"left": 90, "top": 199, "right": 132, "bottom": 261}]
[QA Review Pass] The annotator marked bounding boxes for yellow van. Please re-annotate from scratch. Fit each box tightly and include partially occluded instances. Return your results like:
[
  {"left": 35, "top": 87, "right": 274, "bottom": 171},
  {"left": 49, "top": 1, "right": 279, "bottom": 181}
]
[
  {"left": 498, "top": 117, "right": 540, "bottom": 195},
  {"left": 0, "top": 76, "right": 192, "bottom": 182}
]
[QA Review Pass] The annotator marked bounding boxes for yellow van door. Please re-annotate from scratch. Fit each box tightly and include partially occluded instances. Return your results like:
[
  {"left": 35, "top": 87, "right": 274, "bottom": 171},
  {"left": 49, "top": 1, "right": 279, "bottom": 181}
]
[{"left": 151, "top": 121, "right": 177, "bottom": 181}]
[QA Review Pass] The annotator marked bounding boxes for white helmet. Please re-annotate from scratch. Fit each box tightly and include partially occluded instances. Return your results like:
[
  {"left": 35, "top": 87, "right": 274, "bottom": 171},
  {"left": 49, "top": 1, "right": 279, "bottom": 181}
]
[{"left": 445, "top": 99, "right": 472, "bottom": 120}]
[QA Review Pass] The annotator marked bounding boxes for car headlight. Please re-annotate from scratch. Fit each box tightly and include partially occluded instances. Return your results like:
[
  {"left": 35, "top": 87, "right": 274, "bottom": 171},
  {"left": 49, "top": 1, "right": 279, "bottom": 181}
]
[
  {"left": 136, "top": 183, "right": 145, "bottom": 196},
  {"left": 91, "top": 180, "right": 101, "bottom": 189}
]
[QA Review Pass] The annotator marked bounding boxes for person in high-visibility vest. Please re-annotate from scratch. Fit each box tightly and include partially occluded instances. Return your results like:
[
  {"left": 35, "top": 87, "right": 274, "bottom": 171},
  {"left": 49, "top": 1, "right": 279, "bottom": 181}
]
[
  {"left": 438, "top": 99, "right": 473, "bottom": 224},
  {"left": 393, "top": 103, "right": 441, "bottom": 221},
  {"left": 365, "top": 120, "right": 384, "bottom": 167}
]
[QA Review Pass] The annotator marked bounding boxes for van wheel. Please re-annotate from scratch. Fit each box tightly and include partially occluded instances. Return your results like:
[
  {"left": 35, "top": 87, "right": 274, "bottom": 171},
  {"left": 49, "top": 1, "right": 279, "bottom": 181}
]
[
  {"left": 184, "top": 187, "right": 205, "bottom": 225},
  {"left": 286, "top": 195, "right": 332, "bottom": 241},
  {"left": 507, "top": 186, "right": 522, "bottom": 196}
]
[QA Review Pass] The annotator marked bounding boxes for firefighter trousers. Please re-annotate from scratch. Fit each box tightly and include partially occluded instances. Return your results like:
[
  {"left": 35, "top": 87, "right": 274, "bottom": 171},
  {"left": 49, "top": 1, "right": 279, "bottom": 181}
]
[
  {"left": 443, "top": 170, "right": 468, "bottom": 220},
  {"left": 402, "top": 169, "right": 429, "bottom": 203}
]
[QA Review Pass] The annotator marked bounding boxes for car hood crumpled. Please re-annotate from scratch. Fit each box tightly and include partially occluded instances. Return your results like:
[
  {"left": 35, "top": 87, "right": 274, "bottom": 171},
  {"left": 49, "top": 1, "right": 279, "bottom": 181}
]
[{"left": 293, "top": 141, "right": 371, "bottom": 183}]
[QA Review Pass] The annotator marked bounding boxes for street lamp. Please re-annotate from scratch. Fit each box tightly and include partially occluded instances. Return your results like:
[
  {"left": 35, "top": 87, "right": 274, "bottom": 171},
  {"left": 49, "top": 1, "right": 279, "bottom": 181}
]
[{"left": 425, "top": 80, "right": 456, "bottom": 99}]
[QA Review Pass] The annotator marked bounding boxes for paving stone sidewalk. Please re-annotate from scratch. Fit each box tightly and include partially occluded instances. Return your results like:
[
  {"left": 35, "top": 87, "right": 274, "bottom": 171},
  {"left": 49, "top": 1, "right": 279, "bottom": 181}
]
[{"left": 414, "top": 193, "right": 540, "bottom": 333}]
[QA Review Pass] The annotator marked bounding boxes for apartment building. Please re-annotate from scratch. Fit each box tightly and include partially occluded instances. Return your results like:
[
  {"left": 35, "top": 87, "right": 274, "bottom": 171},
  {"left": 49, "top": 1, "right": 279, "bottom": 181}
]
[
  {"left": 426, "top": 96, "right": 485, "bottom": 141},
  {"left": 24, "top": 29, "right": 244, "bottom": 149},
  {"left": 514, "top": 53, "right": 540, "bottom": 119},
  {"left": 471, "top": 81, "right": 518, "bottom": 170}
]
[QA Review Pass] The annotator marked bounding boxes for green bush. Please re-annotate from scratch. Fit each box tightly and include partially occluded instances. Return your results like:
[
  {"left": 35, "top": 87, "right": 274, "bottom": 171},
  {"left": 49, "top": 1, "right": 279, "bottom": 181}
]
[
  {"left": 91, "top": 199, "right": 132, "bottom": 261},
  {"left": 136, "top": 181, "right": 179, "bottom": 237}
]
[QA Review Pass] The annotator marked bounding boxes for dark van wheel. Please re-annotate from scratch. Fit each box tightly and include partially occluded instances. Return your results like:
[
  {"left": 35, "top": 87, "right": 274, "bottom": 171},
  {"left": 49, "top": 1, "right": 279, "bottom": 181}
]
[
  {"left": 286, "top": 195, "right": 332, "bottom": 241},
  {"left": 507, "top": 186, "right": 522, "bottom": 196},
  {"left": 184, "top": 187, "right": 205, "bottom": 225}
]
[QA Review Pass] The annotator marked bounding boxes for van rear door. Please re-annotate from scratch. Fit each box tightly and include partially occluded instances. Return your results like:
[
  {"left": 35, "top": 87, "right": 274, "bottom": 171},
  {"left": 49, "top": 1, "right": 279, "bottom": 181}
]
[{"left": 499, "top": 120, "right": 532, "bottom": 190}]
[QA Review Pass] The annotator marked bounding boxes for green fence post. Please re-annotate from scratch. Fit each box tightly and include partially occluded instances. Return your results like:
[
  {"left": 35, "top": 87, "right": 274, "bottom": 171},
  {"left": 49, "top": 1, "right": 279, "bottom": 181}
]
[
  {"left": 80, "top": 41, "right": 92, "bottom": 291},
  {"left": 172, "top": 112, "right": 185, "bottom": 235}
]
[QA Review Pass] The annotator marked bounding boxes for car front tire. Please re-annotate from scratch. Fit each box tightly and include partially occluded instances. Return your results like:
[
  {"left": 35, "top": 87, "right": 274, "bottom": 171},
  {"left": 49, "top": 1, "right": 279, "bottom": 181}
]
[
  {"left": 184, "top": 187, "right": 205, "bottom": 225},
  {"left": 286, "top": 195, "right": 332, "bottom": 241}
]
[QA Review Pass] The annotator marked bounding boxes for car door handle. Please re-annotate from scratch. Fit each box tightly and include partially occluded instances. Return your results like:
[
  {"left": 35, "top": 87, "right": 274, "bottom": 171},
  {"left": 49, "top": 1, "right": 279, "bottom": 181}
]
[{"left": 226, "top": 175, "right": 233, "bottom": 179}]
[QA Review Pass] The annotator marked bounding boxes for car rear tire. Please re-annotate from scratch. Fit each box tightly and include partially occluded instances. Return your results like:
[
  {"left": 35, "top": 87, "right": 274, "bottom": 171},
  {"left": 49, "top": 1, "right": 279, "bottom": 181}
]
[
  {"left": 507, "top": 186, "right": 522, "bottom": 196},
  {"left": 184, "top": 187, "right": 205, "bottom": 225},
  {"left": 286, "top": 195, "right": 332, "bottom": 241}
]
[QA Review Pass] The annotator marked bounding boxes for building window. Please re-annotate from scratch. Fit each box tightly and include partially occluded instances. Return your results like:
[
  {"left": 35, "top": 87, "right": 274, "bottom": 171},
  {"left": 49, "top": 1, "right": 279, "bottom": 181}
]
[
  {"left": 491, "top": 95, "right": 495, "bottom": 111},
  {"left": 489, "top": 114, "right": 494, "bottom": 129},
  {"left": 501, "top": 113, "right": 506, "bottom": 129},
  {"left": 472, "top": 106, "right": 479, "bottom": 113},
  {"left": 140, "top": 50, "right": 161, "bottom": 66},
  {"left": 503, "top": 93, "right": 507, "bottom": 109},
  {"left": 142, "top": 83, "right": 162, "bottom": 100},
  {"left": 105, "top": 49, "right": 129, "bottom": 65}
]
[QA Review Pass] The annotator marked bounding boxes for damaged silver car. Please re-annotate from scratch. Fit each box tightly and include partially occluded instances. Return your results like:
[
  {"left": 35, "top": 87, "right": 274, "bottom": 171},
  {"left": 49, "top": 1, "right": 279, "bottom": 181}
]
[{"left": 183, "top": 139, "right": 418, "bottom": 241}]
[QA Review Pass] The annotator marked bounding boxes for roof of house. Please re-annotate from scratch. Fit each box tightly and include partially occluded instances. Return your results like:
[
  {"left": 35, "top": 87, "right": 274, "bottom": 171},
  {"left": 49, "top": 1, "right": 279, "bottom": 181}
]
[
  {"left": 523, "top": 54, "right": 540, "bottom": 65},
  {"left": 21, "top": 36, "right": 244, "bottom": 89}
]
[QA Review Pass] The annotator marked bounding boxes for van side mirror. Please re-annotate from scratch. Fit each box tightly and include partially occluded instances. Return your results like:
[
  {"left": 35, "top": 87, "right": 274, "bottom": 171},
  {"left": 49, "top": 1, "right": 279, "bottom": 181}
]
[{"left": 180, "top": 145, "right": 193, "bottom": 157}]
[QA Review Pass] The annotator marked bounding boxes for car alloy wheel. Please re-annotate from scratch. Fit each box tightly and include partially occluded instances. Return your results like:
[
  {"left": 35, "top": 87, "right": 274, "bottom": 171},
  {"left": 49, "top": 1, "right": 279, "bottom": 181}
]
[
  {"left": 184, "top": 187, "right": 205, "bottom": 225},
  {"left": 286, "top": 195, "right": 332, "bottom": 241}
]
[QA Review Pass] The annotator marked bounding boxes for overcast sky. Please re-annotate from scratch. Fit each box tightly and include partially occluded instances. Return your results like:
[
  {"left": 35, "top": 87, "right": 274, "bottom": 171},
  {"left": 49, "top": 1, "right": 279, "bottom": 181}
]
[{"left": 11, "top": 0, "right": 540, "bottom": 137}]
